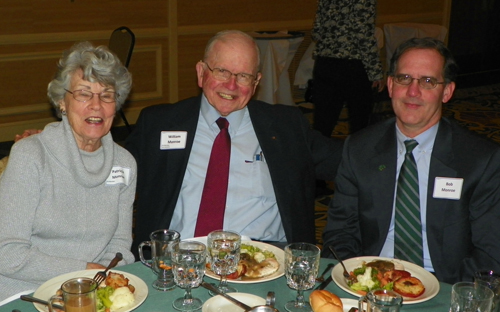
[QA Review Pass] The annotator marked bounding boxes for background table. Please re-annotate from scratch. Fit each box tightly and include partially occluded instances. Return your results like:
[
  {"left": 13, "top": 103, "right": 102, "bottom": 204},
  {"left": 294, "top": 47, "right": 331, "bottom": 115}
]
[
  {"left": 249, "top": 31, "right": 305, "bottom": 106},
  {"left": 3, "top": 259, "right": 453, "bottom": 312}
]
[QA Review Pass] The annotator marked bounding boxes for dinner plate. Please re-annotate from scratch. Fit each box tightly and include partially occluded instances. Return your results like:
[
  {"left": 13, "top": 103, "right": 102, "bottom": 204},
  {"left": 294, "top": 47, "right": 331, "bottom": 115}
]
[
  {"left": 33, "top": 269, "right": 148, "bottom": 312},
  {"left": 188, "top": 237, "right": 284, "bottom": 284},
  {"left": 332, "top": 256, "right": 439, "bottom": 304},
  {"left": 341, "top": 298, "right": 359, "bottom": 312},
  {"left": 202, "top": 292, "right": 266, "bottom": 312}
]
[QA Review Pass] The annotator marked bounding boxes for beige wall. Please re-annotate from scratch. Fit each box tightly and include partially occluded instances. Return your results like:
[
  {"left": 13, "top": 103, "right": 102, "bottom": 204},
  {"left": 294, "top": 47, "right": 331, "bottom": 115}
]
[{"left": 0, "top": 0, "right": 451, "bottom": 142}]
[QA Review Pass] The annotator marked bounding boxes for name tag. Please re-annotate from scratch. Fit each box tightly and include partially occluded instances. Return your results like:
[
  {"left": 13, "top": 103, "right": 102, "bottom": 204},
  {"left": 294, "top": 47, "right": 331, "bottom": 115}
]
[
  {"left": 160, "top": 131, "right": 187, "bottom": 150},
  {"left": 433, "top": 177, "right": 463, "bottom": 200},
  {"left": 106, "top": 166, "right": 131, "bottom": 186}
]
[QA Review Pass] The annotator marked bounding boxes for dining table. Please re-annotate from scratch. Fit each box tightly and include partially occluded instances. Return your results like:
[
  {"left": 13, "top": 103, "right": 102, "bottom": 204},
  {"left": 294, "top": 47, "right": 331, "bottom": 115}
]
[{"left": 3, "top": 258, "right": 453, "bottom": 312}]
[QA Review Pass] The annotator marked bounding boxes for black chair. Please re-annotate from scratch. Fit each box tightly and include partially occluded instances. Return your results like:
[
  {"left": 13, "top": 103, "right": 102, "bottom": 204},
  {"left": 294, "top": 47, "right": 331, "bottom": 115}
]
[{"left": 108, "top": 26, "right": 135, "bottom": 132}]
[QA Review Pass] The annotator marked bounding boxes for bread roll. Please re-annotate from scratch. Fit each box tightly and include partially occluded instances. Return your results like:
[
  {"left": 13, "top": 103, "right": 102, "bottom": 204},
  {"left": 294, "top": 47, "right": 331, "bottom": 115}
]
[{"left": 309, "top": 290, "right": 343, "bottom": 312}]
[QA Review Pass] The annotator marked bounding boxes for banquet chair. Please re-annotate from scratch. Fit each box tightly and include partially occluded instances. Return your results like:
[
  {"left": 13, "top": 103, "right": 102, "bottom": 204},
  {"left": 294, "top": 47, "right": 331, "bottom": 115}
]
[{"left": 108, "top": 26, "right": 135, "bottom": 132}]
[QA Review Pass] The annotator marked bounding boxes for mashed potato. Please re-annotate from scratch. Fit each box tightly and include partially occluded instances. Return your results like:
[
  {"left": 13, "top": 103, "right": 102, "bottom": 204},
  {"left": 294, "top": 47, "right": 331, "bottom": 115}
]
[{"left": 109, "top": 287, "right": 134, "bottom": 311}]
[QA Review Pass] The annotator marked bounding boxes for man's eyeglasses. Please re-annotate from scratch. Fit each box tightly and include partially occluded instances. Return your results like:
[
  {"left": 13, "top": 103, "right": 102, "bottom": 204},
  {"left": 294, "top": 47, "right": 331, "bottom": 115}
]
[
  {"left": 65, "top": 89, "right": 116, "bottom": 103},
  {"left": 393, "top": 74, "right": 445, "bottom": 89},
  {"left": 203, "top": 62, "right": 258, "bottom": 86}
]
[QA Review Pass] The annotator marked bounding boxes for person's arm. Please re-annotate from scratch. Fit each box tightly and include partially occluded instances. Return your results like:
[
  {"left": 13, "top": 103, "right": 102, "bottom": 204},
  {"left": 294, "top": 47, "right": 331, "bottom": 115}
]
[
  {"left": 322, "top": 136, "right": 363, "bottom": 258},
  {"left": 460, "top": 148, "right": 500, "bottom": 280}
]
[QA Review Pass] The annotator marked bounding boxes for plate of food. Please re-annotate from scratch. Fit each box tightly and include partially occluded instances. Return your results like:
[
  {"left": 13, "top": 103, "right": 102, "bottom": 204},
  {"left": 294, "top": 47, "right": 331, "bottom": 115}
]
[
  {"left": 331, "top": 256, "right": 439, "bottom": 304},
  {"left": 33, "top": 269, "right": 148, "bottom": 312},
  {"left": 188, "top": 237, "right": 284, "bottom": 283},
  {"left": 202, "top": 292, "right": 266, "bottom": 312}
]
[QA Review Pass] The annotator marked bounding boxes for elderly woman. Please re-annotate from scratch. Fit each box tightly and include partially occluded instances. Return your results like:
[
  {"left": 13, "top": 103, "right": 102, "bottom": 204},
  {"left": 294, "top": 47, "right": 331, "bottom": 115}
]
[{"left": 0, "top": 41, "right": 136, "bottom": 301}]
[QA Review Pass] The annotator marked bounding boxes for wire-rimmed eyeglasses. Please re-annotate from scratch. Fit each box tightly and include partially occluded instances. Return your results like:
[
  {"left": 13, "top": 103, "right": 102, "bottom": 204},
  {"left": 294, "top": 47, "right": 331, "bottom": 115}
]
[
  {"left": 64, "top": 89, "right": 116, "bottom": 103},
  {"left": 202, "top": 62, "right": 258, "bottom": 86},
  {"left": 393, "top": 74, "right": 445, "bottom": 89}
]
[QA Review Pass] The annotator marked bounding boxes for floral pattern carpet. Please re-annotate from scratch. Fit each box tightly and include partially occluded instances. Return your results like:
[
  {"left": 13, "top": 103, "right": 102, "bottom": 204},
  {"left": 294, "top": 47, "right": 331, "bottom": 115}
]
[{"left": 314, "top": 83, "right": 500, "bottom": 246}]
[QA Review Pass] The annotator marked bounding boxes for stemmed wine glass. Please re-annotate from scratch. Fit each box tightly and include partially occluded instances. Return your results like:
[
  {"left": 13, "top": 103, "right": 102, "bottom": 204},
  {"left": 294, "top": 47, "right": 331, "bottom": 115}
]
[
  {"left": 284, "top": 242, "right": 321, "bottom": 312},
  {"left": 170, "top": 240, "right": 207, "bottom": 311},
  {"left": 207, "top": 230, "right": 241, "bottom": 295}
]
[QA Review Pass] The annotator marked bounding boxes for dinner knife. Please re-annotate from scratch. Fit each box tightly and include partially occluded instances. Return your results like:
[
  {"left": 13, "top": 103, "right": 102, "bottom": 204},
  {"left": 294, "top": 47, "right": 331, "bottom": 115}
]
[
  {"left": 20, "top": 295, "right": 65, "bottom": 311},
  {"left": 201, "top": 282, "right": 253, "bottom": 311},
  {"left": 315, "top": 275, "right": 333, "bottom": 290}
]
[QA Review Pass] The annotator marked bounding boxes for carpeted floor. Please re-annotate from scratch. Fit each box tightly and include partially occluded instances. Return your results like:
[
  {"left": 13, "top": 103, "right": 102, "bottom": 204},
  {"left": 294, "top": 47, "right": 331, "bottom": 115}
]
[{"left": 313, "top": 82, "right": 500, "bottom": 247}]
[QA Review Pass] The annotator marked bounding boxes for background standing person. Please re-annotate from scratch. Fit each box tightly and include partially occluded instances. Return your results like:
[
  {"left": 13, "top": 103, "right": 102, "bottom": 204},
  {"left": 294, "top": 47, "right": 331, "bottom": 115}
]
[
  {"left": 311, "top": 0, "right": 385, "bottom": 137},
  {"left": 0, "top": 42, "right": 136, "bottom": 301}
]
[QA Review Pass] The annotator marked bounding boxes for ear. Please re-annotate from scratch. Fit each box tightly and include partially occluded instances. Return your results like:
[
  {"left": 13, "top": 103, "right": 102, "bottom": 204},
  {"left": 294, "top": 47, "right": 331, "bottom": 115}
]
[
  {"left": 442, "top": 81, "right": 456, "bottom": 103},
  {"left": 59, "top": 99, "right": 66, "bottom": 113},
  {"left": 387, "top": 76, "right": 394, "bottom": 98},
  {"left": 196, "top": 61, "right": 205, "bottom": 88},
  {"left": 252, "top": 72, "right": 262, "bottom": 94}
]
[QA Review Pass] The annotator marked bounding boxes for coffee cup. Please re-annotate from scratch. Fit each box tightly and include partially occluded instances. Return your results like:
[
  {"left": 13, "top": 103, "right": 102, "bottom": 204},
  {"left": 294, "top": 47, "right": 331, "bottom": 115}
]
[{"left": 49, "top": 277, "right": 97, "bottom": 312}]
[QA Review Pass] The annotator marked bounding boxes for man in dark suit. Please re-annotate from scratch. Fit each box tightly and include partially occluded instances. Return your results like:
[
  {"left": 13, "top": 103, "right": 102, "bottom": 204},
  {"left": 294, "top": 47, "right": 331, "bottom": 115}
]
[
  {"left": 126, "top": 30, "right": 342, "bottom": 257},
  {"left": 322, "top": 37, "right": 500, "bottom": 284}
]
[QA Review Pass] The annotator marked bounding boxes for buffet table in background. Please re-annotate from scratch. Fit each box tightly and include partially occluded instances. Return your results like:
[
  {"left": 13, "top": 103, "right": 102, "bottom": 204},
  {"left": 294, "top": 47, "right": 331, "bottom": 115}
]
[
  {"left": 249, "top": 31, "right": 305, "bottom": 106},
  {"left": 3, "top": 259, "right": 453, "bottom": 312}
]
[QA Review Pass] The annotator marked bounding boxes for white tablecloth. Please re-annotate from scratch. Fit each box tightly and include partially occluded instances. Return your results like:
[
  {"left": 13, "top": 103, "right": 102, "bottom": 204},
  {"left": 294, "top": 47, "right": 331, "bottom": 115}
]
[
  {"left": 384, "top": 23, "right": 448, "bottom": 67},
  {"left": 294, "top": 27, "right": 384, "bottom": 88},
  {"left": 249, "top": 31, "right": 305, "bottom": 106}
]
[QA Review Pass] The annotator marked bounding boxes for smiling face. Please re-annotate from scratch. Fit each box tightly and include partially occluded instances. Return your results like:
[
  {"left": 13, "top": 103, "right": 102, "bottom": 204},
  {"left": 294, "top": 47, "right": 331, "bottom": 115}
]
[
  {"left": 60, "top": 69, "right": 116, "bottom": 152},
  {"left": 196, "top": 34, "right": 261, "bottom": 116},
  {"left": 388, "top": 48, "right": 455, "bottom": 137}
]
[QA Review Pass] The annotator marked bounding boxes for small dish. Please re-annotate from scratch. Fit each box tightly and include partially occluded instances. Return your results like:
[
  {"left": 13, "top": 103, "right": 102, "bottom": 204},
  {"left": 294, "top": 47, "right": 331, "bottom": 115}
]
[{"left": 202, "top": 292, "right": 266, "bottom": 312}]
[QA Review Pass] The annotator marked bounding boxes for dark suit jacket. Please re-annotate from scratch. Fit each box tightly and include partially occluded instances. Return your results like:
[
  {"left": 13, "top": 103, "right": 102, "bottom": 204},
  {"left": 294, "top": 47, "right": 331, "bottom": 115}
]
[
  {"left": 126, "top": 96, "right": 343, "bottom": 257},
  {"left": 322, "top": 117, "right": 500, "bottom": 284}
]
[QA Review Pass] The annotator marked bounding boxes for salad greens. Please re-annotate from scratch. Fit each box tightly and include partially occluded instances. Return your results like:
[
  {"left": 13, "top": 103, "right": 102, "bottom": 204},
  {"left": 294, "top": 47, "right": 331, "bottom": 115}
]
[
  {"left": 240, "top": 244, "right": 276, "bottom": 262},
  {"left": 97, "top": 286, "right": 114, "bottom": 312},
  {"left": 349, "top": 265, "right": 393, "bottom": 293}
]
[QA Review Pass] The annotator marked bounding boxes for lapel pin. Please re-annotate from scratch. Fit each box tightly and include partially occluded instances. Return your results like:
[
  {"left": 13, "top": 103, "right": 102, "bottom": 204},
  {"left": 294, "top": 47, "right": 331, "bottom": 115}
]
[{"left": 379, "top": 165, "right": 386, "bottom": 171}]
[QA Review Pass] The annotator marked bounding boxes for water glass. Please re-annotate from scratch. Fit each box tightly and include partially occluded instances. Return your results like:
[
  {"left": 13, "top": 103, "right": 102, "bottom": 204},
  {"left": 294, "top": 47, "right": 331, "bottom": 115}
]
[
  {"left": 171, "top": 240, "right": 207, "bottom": 311},
  {"left": 360, "top": 289, "right": 403, "bottom": 312},
  {"left": 450, "top": 281, "right": 494, "bottom": 312},
  {"left": 138, "top": 229, "right": 181, "bottom": 291},
  {"left": 284, "top": 242, "right": 320, "bottom": 312},
  {"left": 475, "top": 271, "right": 500, "bottom": 312},
  {"left": 207, "top": 230, "right": 241, "bottom": 294}
]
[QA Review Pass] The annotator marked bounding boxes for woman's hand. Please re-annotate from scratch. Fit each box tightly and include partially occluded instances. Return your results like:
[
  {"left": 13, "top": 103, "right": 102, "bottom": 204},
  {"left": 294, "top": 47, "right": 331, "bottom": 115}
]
[
  {"left": 14, "top": 129, "right": 42, "bottom": 142},
  {"left": 86, "top": 262, "right": 106, "bottom": 270}
]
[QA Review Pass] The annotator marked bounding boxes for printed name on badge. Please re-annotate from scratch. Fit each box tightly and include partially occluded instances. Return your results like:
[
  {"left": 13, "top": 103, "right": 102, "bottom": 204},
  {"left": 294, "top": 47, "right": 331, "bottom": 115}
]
[
  {"left": 160, "top": 131, "right": 187, "bottom": 150},
  {"left": 433, "top": 177, "right": 463, "bottom": 200},
  {"left": 106, "top": 166, "right": 131, "bottom": 186}
]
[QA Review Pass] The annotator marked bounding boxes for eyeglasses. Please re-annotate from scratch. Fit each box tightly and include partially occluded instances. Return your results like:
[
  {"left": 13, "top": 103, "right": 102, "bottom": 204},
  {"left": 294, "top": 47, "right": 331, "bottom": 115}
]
[
  {"left": 393, "top": 74, "right": 445, "bottom": 89},
  {"left": 203, "top": 62, "right": 258, "bottom": 86},
  {"left": 64, "top": 89, "right": 116, "bottom": 103}
]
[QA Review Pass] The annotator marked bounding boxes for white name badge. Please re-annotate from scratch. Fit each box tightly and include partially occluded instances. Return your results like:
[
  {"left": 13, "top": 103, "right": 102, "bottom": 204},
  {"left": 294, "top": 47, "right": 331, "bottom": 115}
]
[
  {"left": 433, "top": 177, "right": 463, "bottom": 200},
  {"left": 160, "top": 131, "right": 187, "bottom": 150},
  {"left": 106, "top": 166, "right": 131, "bottom": 186}
]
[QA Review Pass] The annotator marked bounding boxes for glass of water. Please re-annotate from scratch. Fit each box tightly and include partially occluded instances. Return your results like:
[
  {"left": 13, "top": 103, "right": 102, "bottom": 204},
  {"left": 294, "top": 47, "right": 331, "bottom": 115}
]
[
  {"left": 207, "top": 230, "right": 241, "bottom": 294},
  {"left": 284, "top": 242, "right": 320, "bottom": 312},
  {"left": 171, "top": 240, "right": 207, "bottom": 311}
]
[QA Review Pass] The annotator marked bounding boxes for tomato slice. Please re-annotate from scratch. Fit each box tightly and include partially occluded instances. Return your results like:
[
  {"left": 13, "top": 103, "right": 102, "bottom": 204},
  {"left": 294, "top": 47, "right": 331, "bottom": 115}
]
[{"left": 393, "top": 277, "right": 425, "bottom": 298}]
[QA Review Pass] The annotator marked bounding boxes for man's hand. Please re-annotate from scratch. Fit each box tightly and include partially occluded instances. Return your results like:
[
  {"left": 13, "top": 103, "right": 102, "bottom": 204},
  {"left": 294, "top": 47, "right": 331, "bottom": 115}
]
[
  {"left": 14, "top": 129, "right": 42, "bottom": 142},
  {"left": 372, "top": 79, "right": 385, "bottom": 93}
]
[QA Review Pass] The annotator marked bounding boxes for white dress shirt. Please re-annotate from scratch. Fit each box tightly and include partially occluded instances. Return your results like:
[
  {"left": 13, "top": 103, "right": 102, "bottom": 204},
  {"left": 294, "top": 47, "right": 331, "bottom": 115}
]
[
  {"left": 379, "top": 122, "right": 439, "bottom": 272},
  {"left": 170, "top": 95, "right": 286, "bottom": 242}
]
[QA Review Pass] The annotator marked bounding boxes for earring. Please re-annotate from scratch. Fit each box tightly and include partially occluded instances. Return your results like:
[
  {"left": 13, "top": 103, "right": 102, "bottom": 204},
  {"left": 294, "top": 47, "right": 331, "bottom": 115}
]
[{"left": 61, "top": 109, "right": 66, "bottom": 116}]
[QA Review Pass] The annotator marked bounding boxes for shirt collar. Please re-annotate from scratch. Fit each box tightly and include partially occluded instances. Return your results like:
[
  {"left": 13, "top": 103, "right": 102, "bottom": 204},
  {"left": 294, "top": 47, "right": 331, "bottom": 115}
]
[
  {"left": 395, "top": 122, "right": 439, "bottom": 156},
  {"left": 200, "top": 94, "right": 246, "bottom": 135}
]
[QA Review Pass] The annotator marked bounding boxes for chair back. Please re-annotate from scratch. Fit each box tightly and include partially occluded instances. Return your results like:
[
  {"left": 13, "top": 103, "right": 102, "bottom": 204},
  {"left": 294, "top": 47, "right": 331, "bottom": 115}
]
[{"left": 109, "top": 26, "right": 135, "bottom": 68}]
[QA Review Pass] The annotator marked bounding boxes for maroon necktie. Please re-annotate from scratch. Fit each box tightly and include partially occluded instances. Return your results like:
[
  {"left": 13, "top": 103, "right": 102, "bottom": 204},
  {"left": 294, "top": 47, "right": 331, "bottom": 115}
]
[{"left": 194, "top": 118, "right": 231, "bottom": 237}]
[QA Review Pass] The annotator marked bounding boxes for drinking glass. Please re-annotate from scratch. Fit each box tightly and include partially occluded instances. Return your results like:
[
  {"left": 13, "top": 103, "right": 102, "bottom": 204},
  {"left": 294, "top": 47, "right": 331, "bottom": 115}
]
[
  {"left": 49, "top": 278, "right": 97, "bottom": 312},
  {"left": 360, "top": 289, "right": 403, "bottom": 312},
  {"left": 207, "top": 230, "right": 241, "bottom": 294},
  {"left": 171, "top": 240, "right": 207, "bottom": 311},
  {"left": 284, "top": 242, "right": 320, "bottom": 312},
  {"left": 450, "top": 281, "right": 494, "bottom": 312},
  {"left": 475, "top": 271, "right": 500, "bottom": 312},
  {"left": 138, "top": 229, "right": 181, "bottom": 291}
]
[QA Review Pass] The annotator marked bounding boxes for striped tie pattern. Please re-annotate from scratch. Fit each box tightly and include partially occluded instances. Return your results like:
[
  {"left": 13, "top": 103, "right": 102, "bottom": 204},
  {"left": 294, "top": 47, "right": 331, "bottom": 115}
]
[{"left": 394, "top": 139, "right": 423, "bottom": 266}]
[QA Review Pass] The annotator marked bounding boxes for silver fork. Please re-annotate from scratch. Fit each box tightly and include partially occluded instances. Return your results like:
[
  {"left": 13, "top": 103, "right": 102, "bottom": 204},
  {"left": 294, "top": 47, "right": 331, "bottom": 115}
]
[{"left": 93, "top": 252, "right": 123, "bottom": 285}]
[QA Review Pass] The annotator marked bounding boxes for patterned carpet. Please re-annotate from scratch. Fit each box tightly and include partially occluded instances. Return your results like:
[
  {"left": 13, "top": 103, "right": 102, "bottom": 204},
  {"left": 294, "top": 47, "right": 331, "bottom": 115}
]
[{"left": 313, "top": 82, "right": 500, "bottom": 247}]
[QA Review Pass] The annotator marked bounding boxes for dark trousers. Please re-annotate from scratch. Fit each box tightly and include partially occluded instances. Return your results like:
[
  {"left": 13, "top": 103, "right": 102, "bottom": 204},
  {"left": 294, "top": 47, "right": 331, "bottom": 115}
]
[{"left": 312, "top": 56, "right": 374, "bottom": 137}]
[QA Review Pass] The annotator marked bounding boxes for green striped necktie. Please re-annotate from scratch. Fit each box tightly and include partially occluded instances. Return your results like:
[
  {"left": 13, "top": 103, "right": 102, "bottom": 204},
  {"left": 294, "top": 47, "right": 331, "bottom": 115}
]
[{"left": 394, "top": 139, "right": 423, "bottom": 266}]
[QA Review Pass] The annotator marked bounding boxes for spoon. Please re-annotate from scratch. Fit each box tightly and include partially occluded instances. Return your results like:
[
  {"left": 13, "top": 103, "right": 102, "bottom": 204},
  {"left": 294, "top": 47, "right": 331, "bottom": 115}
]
[
  {"left": 316, "top": 263, "right": 334, "bottom": 282},
  {"left": 20, "top": 295, "right": 65, "bottom": 310},
  {"left": 328, "top": 246, "right": 354, "bottom": 283}
]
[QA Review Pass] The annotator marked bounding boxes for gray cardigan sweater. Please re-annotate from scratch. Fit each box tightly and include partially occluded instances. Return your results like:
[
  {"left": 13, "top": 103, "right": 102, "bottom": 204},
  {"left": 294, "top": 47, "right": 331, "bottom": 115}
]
[{"left": 0, "top": 117, "right": 137, "bottom": 301}]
